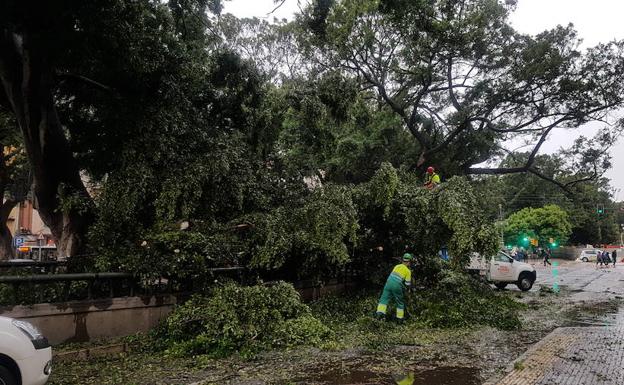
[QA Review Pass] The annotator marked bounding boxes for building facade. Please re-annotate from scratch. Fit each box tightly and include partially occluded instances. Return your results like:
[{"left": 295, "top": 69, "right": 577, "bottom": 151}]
[{"left": 6, "top": 199, "right": 55, "bottom": 247}]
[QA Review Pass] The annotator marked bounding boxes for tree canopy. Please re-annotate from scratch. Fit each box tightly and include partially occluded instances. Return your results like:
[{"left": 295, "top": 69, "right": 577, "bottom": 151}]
[
  {"left": 0, "top": 0, "right": 622, "bottom": 275},
  {"left": 504, "top": 204, "right": 572, "bottom": 248},
  {"left": 295, "top": 0, "right": 624, "bottom": 186}
]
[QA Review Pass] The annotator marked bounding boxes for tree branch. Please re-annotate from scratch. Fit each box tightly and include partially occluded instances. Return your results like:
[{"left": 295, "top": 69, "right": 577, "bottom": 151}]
[
  {"left": 56, "top": 73, "right": 115, "bottom": 94},
  {"left": 0, "top": 30, "right": 24, "bottom": 115},
  {"left": 351, "top": 57, "right": 430, "bottom": 148},
  {"left": 466, "top": 166, "right": 529, "bottom": 175},
  {"left": 424, "top": 120, "right": 470, "bottom": 157},
  {"left": 267, "top": 0, "right": 287, "bottom": 16},
  {"left": 447, "top": 57, "right": 462, "bottom": 112},
  {"left": 526, "top": 168, "right": 572, "bottom": 195}
]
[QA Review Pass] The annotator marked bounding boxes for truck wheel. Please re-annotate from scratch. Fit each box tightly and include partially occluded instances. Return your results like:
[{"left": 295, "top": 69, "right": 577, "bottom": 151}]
[
  {"left": 0, "top": 365, "right": 17, "bottom": 385},
  {"left": 494, "top": 282, "right": 507, "bottom": 290},
  {"left": 517, "top": 274, "right": 534, "bottom": 291}
]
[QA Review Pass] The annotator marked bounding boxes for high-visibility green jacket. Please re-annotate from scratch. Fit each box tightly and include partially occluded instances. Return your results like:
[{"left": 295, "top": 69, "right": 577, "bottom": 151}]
[
  {"left": 387, "top": 263, "right": 412, "bottom": 289},
  {"left": 425, "top": 172, "right": 440, "bottom": 187}
]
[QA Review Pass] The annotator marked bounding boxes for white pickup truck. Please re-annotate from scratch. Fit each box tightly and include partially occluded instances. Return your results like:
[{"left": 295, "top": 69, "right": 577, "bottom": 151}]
[{"left": 467, "top": 250, "right": 537, "bottom": 291}]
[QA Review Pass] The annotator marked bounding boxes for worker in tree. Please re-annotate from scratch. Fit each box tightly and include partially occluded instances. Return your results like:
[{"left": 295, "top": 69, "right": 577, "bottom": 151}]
[
  {"left": 375, "top": 253, "right": 413, "bottom": 322},
  {"left": 424, "top": 166, "right": 440, "bottom": 189}
]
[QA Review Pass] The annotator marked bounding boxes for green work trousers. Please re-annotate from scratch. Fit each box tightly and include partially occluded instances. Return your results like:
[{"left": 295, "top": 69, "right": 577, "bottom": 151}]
[{"left": 376, "top": 279, "right": 405, "bottom": 319}]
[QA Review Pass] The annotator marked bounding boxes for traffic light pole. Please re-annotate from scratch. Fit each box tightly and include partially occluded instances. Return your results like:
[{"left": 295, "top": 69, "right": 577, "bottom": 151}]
[{"left": 596, "top": 204, "right": 603, "bottom": 246}]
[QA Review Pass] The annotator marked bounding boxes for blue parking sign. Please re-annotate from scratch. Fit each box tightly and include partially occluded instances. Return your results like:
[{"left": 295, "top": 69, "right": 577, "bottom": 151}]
[{"left": 14, "top": 237, "right": 24, "bottom": 247}]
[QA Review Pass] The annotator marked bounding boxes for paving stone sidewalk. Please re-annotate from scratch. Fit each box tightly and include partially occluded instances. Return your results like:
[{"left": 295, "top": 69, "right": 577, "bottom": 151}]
[{"left": 494, "top": 327, "right": 624, "bottom": 385}]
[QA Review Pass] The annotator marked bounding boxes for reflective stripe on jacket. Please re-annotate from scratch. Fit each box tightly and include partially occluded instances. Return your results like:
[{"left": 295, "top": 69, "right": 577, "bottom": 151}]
[{"left": 387, "top": 264, "right": 412, "bottom": 287}]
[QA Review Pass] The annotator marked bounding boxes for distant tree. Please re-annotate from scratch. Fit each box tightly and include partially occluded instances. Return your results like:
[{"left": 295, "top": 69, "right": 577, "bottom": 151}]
[
  {"left": 476, "top": 151, "right": 620, "bottom": 245},
  {"left": 504, "top": 205, "right": 572, "bottom": 248},
  {"left": 218, "top": 15, "right": 306, "bottom": 83}
]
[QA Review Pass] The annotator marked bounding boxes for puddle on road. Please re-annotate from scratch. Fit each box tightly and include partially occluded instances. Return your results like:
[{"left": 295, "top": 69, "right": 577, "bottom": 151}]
[
  {"left": 310, "top": 367, "right": 480, "bottom": 385},
  {"left": 565, "top": 302, "right": 624, "bottom": 327}
]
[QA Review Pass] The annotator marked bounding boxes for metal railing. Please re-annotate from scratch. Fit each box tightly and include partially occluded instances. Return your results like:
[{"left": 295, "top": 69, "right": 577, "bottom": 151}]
[
  {"left": 0, "top": 260, "right": 67, "bottom": 274},
  {"left": 0, "top": 267, "right": 247, "bottom": 306},
  {"left": 0, "top": 272, "right": 137, "bottom": 305}
]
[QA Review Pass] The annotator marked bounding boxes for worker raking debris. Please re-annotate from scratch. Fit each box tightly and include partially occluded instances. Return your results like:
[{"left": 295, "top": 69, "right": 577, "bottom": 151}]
[{"left": 375, "top": 253, "right": 413, "bottom": 322}]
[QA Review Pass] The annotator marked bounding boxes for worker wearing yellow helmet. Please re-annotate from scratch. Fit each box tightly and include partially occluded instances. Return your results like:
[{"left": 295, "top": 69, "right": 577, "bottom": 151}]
[{"left": 375, "top": 253, "right": 413, "bottom": 321}]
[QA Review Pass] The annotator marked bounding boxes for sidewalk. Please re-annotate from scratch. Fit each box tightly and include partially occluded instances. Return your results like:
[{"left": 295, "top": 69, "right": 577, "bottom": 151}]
[{"left": 493, "top": 326, "right": 624, "bottom": 385}]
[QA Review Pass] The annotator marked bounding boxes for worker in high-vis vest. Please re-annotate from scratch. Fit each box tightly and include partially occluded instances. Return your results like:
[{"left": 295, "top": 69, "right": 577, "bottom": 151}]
[
  {"left": 424, "top": 166, "right": 440, "bottom": 189},
  {"left": 376, "top": 253, "right": 413, "bottom": 321}
]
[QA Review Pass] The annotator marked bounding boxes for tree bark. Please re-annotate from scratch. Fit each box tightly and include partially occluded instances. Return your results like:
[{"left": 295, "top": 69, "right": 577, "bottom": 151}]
[
  {"left": 0, "top": 137, "right": 18, "bottom": 260},
  {"left": 0, "top": 31, "right": 93, "bottom": 259},
  {"left": 0, "top": 200, "right": 18, "bottom": 260}
]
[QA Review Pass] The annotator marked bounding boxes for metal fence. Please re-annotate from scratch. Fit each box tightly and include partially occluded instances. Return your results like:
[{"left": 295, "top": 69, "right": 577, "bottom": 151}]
[{"left": 0, "top": 264, "right": 246, "bottom": 305}]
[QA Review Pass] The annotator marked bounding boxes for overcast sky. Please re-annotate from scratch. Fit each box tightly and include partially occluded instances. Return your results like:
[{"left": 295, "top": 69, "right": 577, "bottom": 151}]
[{"left": 223, "top": 0, "right": 624, "bottom": 198}]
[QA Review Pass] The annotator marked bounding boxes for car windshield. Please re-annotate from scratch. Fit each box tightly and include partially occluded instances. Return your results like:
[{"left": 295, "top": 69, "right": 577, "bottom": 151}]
[{"left": 493, "top": 253, "right": 511, "bottom": 263}]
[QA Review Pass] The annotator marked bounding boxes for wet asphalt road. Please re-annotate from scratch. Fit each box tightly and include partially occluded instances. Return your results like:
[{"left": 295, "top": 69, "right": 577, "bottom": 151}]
[{"left": 514, "top": 258, "right": 624, "bottom": 300}]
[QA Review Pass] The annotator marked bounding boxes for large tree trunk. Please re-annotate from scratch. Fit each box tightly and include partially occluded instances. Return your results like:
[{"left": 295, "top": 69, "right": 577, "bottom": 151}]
[
  {"left": 0, "top": 31, "right": 94, "bottom": 259},
  {"left": 0, "top": 225, "right": 14, "bottom": 260},
  {"left": 0, "top": 201, "right": 18, "bottom": 260},
  {"left": 0, "top": 139, "right": 18, "bottom": 260}
]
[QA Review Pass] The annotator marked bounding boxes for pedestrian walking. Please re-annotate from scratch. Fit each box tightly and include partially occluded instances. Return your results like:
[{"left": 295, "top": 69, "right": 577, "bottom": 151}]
[
  {"left": 543, "top": 248, "right": 551, "bottom": 266},
  {"left": 613, "top": 249, "right": 618, "bottom": 266},
  {"left": 375, "top": 253, "right": 413, "bottom": 322},
  {"left": 596, "top": 250, "right": 604, "bottom": 268},
  {"left": 519, "top": 248, "right": 528, "bottom": 262}
]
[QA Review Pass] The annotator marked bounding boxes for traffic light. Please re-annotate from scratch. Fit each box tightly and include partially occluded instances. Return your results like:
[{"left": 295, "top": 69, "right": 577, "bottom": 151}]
[{"left": 597, "top": 204, "right": 604, "bottom": 215}]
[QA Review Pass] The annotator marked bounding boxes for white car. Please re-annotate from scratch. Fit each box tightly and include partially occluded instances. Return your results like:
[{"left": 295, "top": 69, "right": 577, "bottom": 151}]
[
  {"left": 467, "top": 251, "right": 537, "bottom": 291},
  {"left": 0, "top": 317, "right": 52, "bottom": 385},
  {"left": 577, "top": 249, "right": 602, "bottom": 262}
]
